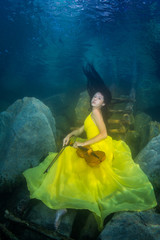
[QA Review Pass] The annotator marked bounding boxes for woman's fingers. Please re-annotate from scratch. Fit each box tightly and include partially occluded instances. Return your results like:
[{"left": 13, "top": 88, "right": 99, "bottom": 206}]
[
  {"left": 73, "top": 142, "right": 77, "bottom": 148},
  {"left": 63, "top": 138, "right": 67, "bottom": 146},
  {"left": 63, "top": 136, "right": 70, "bottom": 146},
  {"left": 73, "top": 142, "right": 84, "bottom": 148}
]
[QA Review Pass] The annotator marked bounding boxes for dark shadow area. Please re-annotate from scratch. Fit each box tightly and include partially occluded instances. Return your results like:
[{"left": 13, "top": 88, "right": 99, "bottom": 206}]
[{"left": 145, "top": 106, "right": 160, "bottom": 121}]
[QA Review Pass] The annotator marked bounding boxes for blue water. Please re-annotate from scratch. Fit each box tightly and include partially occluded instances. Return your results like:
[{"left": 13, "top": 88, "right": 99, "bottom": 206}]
[{"left": 0, "top": 0, "right": 160, "bottom": 119}]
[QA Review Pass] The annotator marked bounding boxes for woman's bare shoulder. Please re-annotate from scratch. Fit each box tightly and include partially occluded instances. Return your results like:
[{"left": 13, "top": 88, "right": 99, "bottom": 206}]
[{"left": 92, "top": 109, "right": 103, "bottom": 119}]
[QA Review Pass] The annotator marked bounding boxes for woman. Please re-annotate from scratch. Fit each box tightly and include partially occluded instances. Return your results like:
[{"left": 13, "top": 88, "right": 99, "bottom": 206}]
[
  {"left": 23, "top": 66, "right": 157, "bottom": 231},
  {"left": 53, "top": 91, "right": 109, "bottom": 229}
]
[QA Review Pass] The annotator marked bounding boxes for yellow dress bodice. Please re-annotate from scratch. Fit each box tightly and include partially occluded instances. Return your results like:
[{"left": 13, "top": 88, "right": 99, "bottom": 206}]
[{"left": 84, "top": 113, "right": 100, "bottom": 139}]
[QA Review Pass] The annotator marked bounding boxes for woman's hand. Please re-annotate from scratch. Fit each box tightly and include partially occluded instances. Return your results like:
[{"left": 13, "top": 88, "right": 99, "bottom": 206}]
[
  {"left": 63, "top": 135, "right": 71, "bottom": 147},
  {"left": 73, "top": 141, "right": 85, "bottom": 148}
]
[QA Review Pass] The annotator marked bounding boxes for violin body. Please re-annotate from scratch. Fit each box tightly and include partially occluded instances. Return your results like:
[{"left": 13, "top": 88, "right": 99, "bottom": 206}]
[{"left": 76, "top": 146, "right": 106, "bottom": 167}]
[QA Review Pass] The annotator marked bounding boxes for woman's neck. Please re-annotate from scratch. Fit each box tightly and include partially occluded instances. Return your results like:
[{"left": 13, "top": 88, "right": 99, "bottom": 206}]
[{"left": 91, "top": 107, "right": 102, "bottom": 113}]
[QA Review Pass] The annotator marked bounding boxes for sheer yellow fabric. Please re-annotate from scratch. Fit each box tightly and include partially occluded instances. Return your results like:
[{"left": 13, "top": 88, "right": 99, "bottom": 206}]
[{"left": 23, "top": 113, "right": 157, "bottom": 230}]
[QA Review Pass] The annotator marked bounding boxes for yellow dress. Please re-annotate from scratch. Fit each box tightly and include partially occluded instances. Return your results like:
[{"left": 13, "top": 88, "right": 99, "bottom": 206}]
[{"left": 23, "top": 113, "right": 157, "bottom": 230}]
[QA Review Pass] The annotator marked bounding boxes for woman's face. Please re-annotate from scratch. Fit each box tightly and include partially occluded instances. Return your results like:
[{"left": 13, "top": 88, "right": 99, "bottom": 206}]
[{"left": 91, "top": 92, "right": 105, "bottom": 109}]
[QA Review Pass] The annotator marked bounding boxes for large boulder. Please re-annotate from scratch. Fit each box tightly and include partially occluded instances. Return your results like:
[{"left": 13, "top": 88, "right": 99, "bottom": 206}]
[
  {"left": 149, "top": 121, "right": 160, "bottom": 140},
  {"left": 24, "top": 202, "right": 77, "bottom": 238},
  {"left": 97, "top": 210, "right": 160, "bottom": 240},
  {"left": 75, "top": 91, "right": 90, "bottom": 125},
  {"left": 135, "top": 134, "right": 160, "bottom": 198},
  {"left": 0, "top": 97, "right": 56, "bottom": 193}
]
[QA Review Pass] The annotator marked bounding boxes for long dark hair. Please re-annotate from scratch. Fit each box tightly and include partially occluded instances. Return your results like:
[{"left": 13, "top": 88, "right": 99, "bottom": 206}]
[{"left": 83, "top": 63, "right": 112, "bottom": 128}]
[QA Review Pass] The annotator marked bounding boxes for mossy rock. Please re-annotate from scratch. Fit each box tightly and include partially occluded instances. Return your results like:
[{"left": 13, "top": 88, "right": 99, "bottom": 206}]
[
  {"left": 149, "top": 121, "right": 160, "bottom": 140},
  {"left": 75, "top": 91, "right": 90, "bottom": 125}
]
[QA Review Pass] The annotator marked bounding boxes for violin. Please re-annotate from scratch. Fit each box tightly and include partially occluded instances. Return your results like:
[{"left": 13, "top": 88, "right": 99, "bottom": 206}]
[
  {"left": 43, "top": 137, "right": 106, "bottom": 174},
  {"left": 76, "top": 145, "right": 106, "bottom": 167}
]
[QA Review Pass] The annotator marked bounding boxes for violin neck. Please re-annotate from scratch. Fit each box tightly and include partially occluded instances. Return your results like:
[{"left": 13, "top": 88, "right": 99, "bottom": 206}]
[{"left": 78, "top": 146, "right": 88, "bottom": 151}]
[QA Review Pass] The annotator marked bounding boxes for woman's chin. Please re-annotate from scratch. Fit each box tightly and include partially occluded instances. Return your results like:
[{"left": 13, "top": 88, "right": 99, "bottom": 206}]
[{"left": 91, "top": 103, "right": 96, "bottom": 107}]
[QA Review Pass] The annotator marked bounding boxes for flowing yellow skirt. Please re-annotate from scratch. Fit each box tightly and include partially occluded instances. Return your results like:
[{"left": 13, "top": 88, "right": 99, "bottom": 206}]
[{"left": 23, "top": 136, "right": 157, "bottom": 230}]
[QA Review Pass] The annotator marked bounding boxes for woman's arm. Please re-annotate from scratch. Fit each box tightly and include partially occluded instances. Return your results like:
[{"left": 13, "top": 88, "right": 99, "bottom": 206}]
[
  {"left": 68, "top": 125, "right": 84, "bottom": 138},
  {"left": 74, "top": 109, "right": 107, "bottom": 147},
  {"left": 63, "top": 125, "right": 84, "bottom": 146}
]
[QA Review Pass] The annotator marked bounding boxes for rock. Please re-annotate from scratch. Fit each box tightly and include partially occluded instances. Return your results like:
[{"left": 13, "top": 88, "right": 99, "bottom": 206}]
[
  {"left": 0, "top": 97, "right": 56, "bottom": 193},
  {"left": 134, "top": 134, "right": 160, "bottom": 197},
  {"left": 78, "top": 212, "right": 99, "bottom": 240},
  {"left": 25, "top": 202, "right": 57, "bottom": 229},
  {"left": 0, "top": 111, "right": 12, "bottom": 160},
  {"left": 75, "top": 91, "right": 90, "bottom": 125},
  {"left": 2, "top": 184, "right": 76, "bottom": 239},
  {"left": 57, "top": 209, "right": 77, "bottom": 237},
  {"left": 149, "top": 121, "right": 160, "bottom": 140},
  {"left": 97, "top": 210, "right": 160, "bottom": 240},
  {"left": 125, "top": 130, "right": 140, "bottom": 158},
  {"left": 24, "top": 202, "right": 77, "bottom": 238}
]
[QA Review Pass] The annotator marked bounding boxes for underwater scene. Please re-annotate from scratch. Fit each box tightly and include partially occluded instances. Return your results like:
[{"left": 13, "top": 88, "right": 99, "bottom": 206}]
[{"left": 0, "top": 0, "right": 160, "bottom": 239}]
